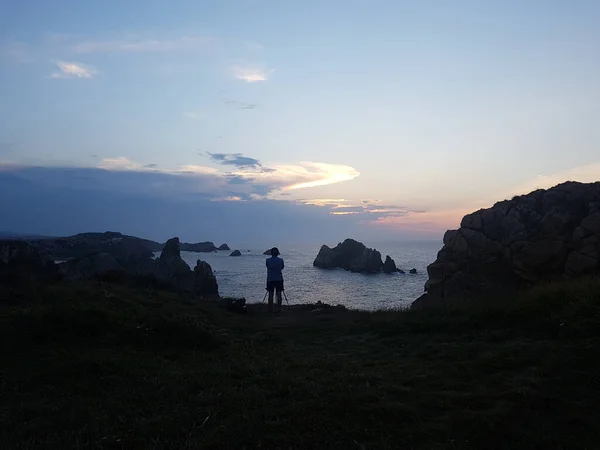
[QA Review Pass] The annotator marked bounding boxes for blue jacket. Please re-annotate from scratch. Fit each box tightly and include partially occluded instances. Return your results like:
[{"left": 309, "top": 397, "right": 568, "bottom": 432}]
[{"left": 266, "top": 256, "right": 284, "bottom": 282}]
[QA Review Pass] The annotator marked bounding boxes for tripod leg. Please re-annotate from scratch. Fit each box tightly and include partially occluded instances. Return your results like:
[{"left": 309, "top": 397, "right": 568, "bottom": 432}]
[
  {"left": 283, "top": 291, "right": 291, "bottom": 310},
  {"left": 257, "top": 290, "right": 268, "bottom": 312}
]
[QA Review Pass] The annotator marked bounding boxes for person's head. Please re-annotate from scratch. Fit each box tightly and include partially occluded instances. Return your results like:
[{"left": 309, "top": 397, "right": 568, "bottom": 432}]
[{"left": 270, "top": 247, "right": 280, "bottom": 257}]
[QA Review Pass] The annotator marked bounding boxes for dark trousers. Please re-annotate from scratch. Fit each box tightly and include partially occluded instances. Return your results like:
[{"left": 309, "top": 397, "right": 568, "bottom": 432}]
[{"left": 266, "top": 280, "right": 283, "bottom": 311}]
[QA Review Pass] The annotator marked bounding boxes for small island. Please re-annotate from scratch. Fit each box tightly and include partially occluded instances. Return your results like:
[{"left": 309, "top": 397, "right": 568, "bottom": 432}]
[{"left": 313, "top": 238, "right": 404, "bottom": 274}]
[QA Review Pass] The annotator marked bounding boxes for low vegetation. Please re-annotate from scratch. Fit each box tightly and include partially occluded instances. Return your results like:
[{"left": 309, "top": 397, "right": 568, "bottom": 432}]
[{"left": 1, "top": 278, "right": 600, "bottom": 449}]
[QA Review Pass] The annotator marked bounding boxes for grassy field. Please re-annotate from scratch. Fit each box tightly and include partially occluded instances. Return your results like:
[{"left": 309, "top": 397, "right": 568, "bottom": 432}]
[{"left": 1, "top": 278, "right": 600, "bottom": 449}]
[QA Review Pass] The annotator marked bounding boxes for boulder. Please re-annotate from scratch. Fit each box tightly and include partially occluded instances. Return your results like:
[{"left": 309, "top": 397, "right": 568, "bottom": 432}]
[
  {"left": 230, "top": 250, "right": 242, "bottom": 257},
  {"left": 218, "top": 243, "right": 231, "bottom": 251},
  {"left": 409, "top": 268, "right": 418, "bottom": 274},
  {"left": 414, "top": 181, "right": 600, "bottom": 308},
  {"left": 193, "top": 259, "right": 219, "bottom": 296},
  {"left": 382, "top": 255, "right": 399, "bottom": 274},
  {"left": 217, "top": 297, "right": 247, "bottom": 313},
  {"left": 0, "top": 240, "right": 60, "bottom": 283},
  {"left": 313, "top": 239, "right": 384, "bottom": 273}
]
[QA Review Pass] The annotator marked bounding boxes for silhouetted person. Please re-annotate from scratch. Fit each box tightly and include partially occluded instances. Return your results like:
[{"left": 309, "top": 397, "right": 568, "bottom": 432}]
[{"left": 266, "top": 247, "right": 284, "bottom": 313}]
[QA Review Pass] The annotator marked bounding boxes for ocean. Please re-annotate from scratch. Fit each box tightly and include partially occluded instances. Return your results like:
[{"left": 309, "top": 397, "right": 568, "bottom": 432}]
[{"left": 171, "top": 240, "right": 442, "bottom": 310}]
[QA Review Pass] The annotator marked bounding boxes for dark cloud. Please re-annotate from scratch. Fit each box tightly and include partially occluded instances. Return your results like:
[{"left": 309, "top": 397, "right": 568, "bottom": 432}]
[
  {"left": 224, "top": 174, "right": 251, "bottom": 185},
  {"left": 0, "top": 165, "right": 368, "bottom": 244},
  {"left": 208, "top": 152, "right": 262, "bottom": 169}
]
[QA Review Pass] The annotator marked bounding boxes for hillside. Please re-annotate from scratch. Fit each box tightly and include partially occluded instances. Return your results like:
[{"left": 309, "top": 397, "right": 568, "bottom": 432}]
[{"left": 2, "top": 279, "right": 600, "bottom": 449}]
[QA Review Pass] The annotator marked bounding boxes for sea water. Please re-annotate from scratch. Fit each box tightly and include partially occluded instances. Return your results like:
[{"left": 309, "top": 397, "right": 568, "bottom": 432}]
[{"left": 173, "top": 240, "right": 441, "bottom": 310}]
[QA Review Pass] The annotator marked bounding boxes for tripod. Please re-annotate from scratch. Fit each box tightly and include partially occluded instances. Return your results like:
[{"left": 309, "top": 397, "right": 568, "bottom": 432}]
[{"left": 259, "top": 287, "right": 291, "bottom": 312}]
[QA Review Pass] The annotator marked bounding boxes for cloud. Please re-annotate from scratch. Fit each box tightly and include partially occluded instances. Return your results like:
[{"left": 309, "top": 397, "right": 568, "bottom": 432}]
[
  {"left": 70, "top": 36, "right": 215, "bottom": 54},
  {"left": 279, "top": 163, "right": 360, "bottom": 190},
  {"left": 210, "top": 195, "right": 244, "bottom": 202},
  {"left": 98, "top": 157, "right": 140, "bottom": 170},
  {"left": 233, "top": 66, "right": 272, "bottom": 82},
  {"left": 90, "top": 155, "right": 360, "bottom": 202},
  {"left": 51, "top": 61, "right": 96, "bottom": 79},
  {"left": 175, "top": 165, "right": 219, "bottom": 175},
  {"left": 221, "top": 162, "right": 360, "bottom": 195},
  {"left": 0, "top": 164, "right": 365, "bottom": 244},
  {"left": 299, "top": 198, "right": 419, "bottom": 223},
  {"left": 208, "top": 153, "right": 263, "bottom": 169}
]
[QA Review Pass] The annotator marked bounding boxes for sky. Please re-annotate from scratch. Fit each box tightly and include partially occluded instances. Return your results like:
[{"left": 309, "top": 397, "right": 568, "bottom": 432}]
[{"left": 1, "top": 0, "right": 599, "bottom": 245}]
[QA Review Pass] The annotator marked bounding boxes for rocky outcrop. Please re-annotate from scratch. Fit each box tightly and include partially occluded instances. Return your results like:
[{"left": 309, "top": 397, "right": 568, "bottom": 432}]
[
  {"left": 382, "top": 255, "right": 400, "bottom": 274},
  {"left": 218, "top": 244, "right": 230, "bottom": 251},
  {"left": 263, "top": 249, "right": 272, "bottom": 255},
  {"left": 132, "top": 237, "right": 219, "bottom": 296},
  {"left": 59, "top": 253, "right": 123, "bottom": 282},
  {"left": 313, "top": 239, "right": 384, "bottom": 273},
  {"left": 152, "top": 238, "right": 195, "bottom": 290},
  {"left": 193, "top": 259, "right": 219, "bottom": 297},
  {"left": 0, "top": 240, "right": 61, "bottom": 283},
  {"left": 409, "top": 268, "right": 418, "bottom": 274},
  {"left": 179, "top": 241, "right": 218, "bottom": 252},
  {"left": 2, "top": 235, "right": 220, "bottom": 297},
  {"left": 31, "top": 232, "right": 158, "bottom": 269},
  {"left": 230, "top": 250, "right": 242, "bottom": 257},
  {"left": 413, "top": 181, "right": 600, "bottom": 309}
]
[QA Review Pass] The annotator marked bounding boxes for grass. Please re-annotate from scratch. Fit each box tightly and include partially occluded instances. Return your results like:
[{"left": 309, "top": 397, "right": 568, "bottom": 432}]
[{"left": 1, "top": 278, "right": 600, "bottom": 449}]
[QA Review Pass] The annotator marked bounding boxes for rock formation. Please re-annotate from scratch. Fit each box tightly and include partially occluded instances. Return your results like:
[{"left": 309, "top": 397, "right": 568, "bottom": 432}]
[
  {"left": 413, "top": 181, "right": 600, "bottom": 309},
  {"left": 1, "top": 234, "right": 220, "bottom": 297},
  {"left": 230, "top": 250, "right": 242, "bottom": 257},
  {"left": 263, "top": 249, "right": 272, "bottom": 255},
  {"left": 382, "top": 255, "right": 400, "bottom": 274},
  {"left": 30, "top": 232, "right": 157, "bottom": 268},
  {"left": 0, "top": 240, "right": 61, "bottom": 283},
  {"left": 218, "top": 244, "right": 230, "bottom": 251},
  {"left": 409, "top": 268, "right": 418, "bottom": 274},
  {"left": 152, "top": 237, "right": 195, "bottom": 290},
  {"left": 59, "top": 253, "right": 123, "bottom": 282},
  {"left": 179, "top": 241, "right": 219, "bottom": 252},
  {"left": 193, "top": 259, "right": 219, "bottom": 296},
  {"left": 313, "top": 239, "right": 384, "bottom": 273}
]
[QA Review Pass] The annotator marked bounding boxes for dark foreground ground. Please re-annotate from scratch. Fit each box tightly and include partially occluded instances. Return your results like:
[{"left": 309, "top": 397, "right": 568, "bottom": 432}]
[{"left": 1, "top": 278, "right": 600, "bottom": 449}]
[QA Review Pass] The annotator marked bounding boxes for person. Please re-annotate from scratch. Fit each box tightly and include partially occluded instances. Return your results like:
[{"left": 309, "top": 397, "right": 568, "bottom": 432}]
[{"left": 265, "top": 247, "right": 284, "bottom": 313}]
